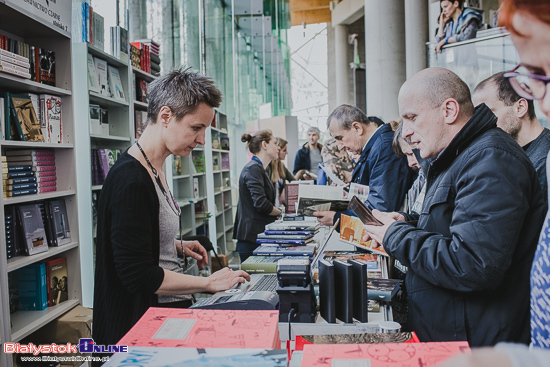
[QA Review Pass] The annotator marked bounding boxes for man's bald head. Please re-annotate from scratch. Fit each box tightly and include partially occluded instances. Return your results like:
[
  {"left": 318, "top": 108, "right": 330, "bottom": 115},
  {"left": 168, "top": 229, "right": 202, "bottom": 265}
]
[{"left": 400, "top": 68, "right": 475, "bottom": 119}]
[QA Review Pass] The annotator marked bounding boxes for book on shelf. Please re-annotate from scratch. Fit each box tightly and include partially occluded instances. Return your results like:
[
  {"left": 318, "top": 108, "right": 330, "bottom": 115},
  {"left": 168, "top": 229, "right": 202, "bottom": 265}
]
[
  {"left": 8, "top": 272, "right": 18, "bottom": 313},
  {"left": 211, "top": 131, "right": 220, "bottom": 149},
  {"left": 241, "top": 255, "right": 310, "bottom": 274},
  {"left": 135, "top": 110, "right": 146, "bottom": 139},
  {"left": 107, "top": 65, "right": 126, "bottom": 102},
  {"left": 37, "top": 48, "right": 55, "bottom": 86},
  {"left": 130, "top": 44, "right": 141, "bottom": 69},
  {"left": 110, "top": 26, "right": 129, "bottom": 62},
  {"left": 17, "top": 203, "right": 49, "bottom": 255},
  {"left": 100, "top": 108, "right": 109, "bottom": 135},
  {"left": 89, "top": 104, "right": 101, "bottom": 135},
  {"left": 47, "top": 199, "right": 71, "bottom": 246},
  {"left": 45, "top": 257, "right": 68, "bottom": 306},
  {"left": 212, "top": 155, "right": 220, "bottom": 171},
  {"left": 221, "top": 136, "right": 230, "bottom": 150},
  {"left": 339, "top": 214, "right": 389, "bottom": 257},
  {"left": 40, "top": 94, "right": 63, "bottom": 144},
  {"left": 0, "top": 96, "right": 4, "bottom": 140},
  {"left": 137, "top": 79, "right": 148, "bottom": 103},
  {"left": 193, "top": 177, "right": 200, "bottom": 199},
  {"left": 172, "top": 155, "right": 182, "bottom": 176},
  {"left": 192, "top": 153, "right": 205, "bottom": 173},
  {"left": 93, "top": 57, "right": 109, "bottom": 96},
  {"left": 221, "top": 154, "right": 230, "bottom": 170},
  {"left": 87, "top": 53, "right": 100, "bottom": 93},
  {"left": 93, "top": 12, "right": 105, "bottom": 51},
  {"left": 103, "top": 347, "right": 286, "bottom": 367},
  {"left": 10, "top": 94, "right": 43, "bottom": 142},
  {"left": 17, "top": 263, "right": 47, "bottom": 311},
  {"left": 118, "top": 308, "right": 280, "bottom": 349}
]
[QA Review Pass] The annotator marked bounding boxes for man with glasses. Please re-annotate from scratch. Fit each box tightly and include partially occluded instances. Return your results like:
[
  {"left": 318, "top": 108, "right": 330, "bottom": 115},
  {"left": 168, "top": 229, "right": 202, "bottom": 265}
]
[
  {"left": 362, "top": 67, "right": 545, "bottom": 346},
  {"left": 473, "top": 72, "right": 550, "bottom": 207}
]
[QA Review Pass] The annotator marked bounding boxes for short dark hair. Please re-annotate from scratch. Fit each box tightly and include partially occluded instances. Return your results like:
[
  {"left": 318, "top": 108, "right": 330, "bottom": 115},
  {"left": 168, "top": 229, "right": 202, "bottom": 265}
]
[
  {"left": 147, "top": 67, "right": 222, "bottom": 124},
  {"left": 475, "top": 72, "right": 536, "bottom": 120},
  {"left": 241, "top": 130, "right": 274, "bottom": 155},
  {"left": 327, "top": 104, "right": 374, "bottom": 130},
  {"left": 440, "top": 0, "right": 462, "bottom": 10}
]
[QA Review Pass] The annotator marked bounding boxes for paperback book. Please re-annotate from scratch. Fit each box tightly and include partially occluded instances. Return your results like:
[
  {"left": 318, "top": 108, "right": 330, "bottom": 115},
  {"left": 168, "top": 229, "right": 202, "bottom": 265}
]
[
  {"left": 340, "top": 214, "right": 389, "bottom": 257},
  {"left": 17, "top": 203, "right": 48, "bottom": 255},
  {"left": 107, "top": 65, "right": 126, "bottom": 102},
  {"left": 48, "top": 199, "right": 71, "bottom": 246},
  {"left": 17, "top": 263, "right": 47, "bottom": 310},
  {"left": 45, "top": 257, "right": 68, "bottom": 306},
  {"left": 10, "top": 94, "right": 44, "bottom": 142}
]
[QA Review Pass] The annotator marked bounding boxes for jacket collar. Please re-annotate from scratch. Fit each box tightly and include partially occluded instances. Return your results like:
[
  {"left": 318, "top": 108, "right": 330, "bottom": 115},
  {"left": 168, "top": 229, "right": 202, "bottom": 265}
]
[
  {"left": 431, "top": 103, "right": 497, "bottom": 171},
  {"left": 352, "top": 123, "right": 392, "bottom": 180},
  {"left": 302, "top": 142, "right": 323, "bottom": 151}
]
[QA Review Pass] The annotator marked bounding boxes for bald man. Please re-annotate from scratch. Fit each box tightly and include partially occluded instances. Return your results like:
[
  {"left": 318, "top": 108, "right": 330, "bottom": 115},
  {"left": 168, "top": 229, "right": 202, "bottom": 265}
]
[{"left": 363, "top": 68, "right": 545, "bottom": 347}]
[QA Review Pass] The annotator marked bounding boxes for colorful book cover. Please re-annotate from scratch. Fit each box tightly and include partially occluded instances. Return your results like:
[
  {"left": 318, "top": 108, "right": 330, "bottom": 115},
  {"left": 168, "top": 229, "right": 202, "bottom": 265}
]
[
  {"left": 221, "top": 154, "right": 230, "bottom": 170},
  {"left": 340, "top": 214, "right": 389, "bottom": 257},
  {"left": 40, "top": 94, "right": 62, "bottom": 144},
  {"left": 172, "top": 155, "right": 182, "bottom": 176},
  {"left": 221, "top": 136, "right": 230, "bottom": 150},
  {"left": 300, "top": 341, "right": 470, "bottom": 367},
  {"left": 103, "top": 347, "right": 286, "bottom": 367},
  {"left": 17, "top": 263, "right": 47, "bottom": 310},
  {"left": 45, "top": 257, "right": 68, "bottom": 306},
  {"left": 37, "top": 48, "right": 55, "bottom": 86},
  {"left": 17, "top": 203, "right": 48, "bottom": 255},
  {"left": 10, "top": 94, "right": 44, "bottom": 142},
  {"left": 117, "top": 308, "right": 280, "bottom": 349},
  {"left": 211, "top": 131, "right": 220, "bottom": 149},
  {"left": 192, "top": 153, "right": 205, "bottom": 173},
  {"left": 322, "top": 251, "right": 379, "bottom": 269}
]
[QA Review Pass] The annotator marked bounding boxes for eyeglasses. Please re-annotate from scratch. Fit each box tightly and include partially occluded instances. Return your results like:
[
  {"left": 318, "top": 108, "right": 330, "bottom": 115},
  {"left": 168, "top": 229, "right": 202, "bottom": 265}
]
[{"left": 504, "top": 65, "right": 550, "bottom": 101}]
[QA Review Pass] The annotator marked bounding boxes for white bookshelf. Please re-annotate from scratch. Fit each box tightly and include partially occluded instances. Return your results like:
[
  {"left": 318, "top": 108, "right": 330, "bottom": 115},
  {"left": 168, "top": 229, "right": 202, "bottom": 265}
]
[{"left": 0, "top": 2, "right": 82, "bottom": 365}]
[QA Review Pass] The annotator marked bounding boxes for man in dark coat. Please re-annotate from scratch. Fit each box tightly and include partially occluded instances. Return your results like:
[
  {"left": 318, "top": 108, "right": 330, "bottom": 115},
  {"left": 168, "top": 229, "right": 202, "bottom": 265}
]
[
  {"left": 364, "top": 68, "right": 545, "bottom": 347},
  {"left": 315, "top": 106, "right": 413, "bottom": 227}
]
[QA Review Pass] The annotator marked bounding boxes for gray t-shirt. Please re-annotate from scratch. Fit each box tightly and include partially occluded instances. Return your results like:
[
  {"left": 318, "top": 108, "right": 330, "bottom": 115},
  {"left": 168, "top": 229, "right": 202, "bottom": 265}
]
[
  {"left": 155, "top": 182, "right": 192, "bottom": 303},
  {"left": 309, "top": 147, "right": 322, "bottom": 175}
]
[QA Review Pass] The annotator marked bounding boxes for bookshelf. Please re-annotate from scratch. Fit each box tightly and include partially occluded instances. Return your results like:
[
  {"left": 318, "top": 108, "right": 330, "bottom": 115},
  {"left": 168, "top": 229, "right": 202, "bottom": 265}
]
[
  {"left": 72, "top": 41, "right": 133, "bottom": 308},
  {"left": 0, "top": 2, "right": 81, "bottom": 365}
]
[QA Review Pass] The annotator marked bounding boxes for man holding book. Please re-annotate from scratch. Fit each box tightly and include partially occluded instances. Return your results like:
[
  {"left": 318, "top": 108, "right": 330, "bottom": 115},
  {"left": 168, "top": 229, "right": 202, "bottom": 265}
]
[
  {"left": 362, "top": 68, "right": 545, "bottom": 347},
  {"left": 314, "top": 106, "right": 413, "bottom": 227}
]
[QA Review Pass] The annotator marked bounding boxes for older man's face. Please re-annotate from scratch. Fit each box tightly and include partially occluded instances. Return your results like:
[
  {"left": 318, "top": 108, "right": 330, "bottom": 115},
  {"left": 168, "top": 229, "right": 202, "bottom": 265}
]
[
  {"left": 329, "top": 120, "right": 363, "bottom": 155},
  {"left": 399, "top": 91, "right": 446, "bottom": 159}
]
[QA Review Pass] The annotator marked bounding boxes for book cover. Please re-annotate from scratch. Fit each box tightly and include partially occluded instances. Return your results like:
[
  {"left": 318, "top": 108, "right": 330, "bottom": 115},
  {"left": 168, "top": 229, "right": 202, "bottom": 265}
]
[
  {"left": 103, "top": 347, "right": 286, "bottom": 367},
  {"left": 38, "top": 48, "right": 55, "bottom": 86},
  {"left": 340, "top": 214, "right": 389, "bottom": 257},
  {"left": 40, "top": 94, "right": 62, "bottom": 144},
  {"left": 10, "top": 94, "right": 44, "bottom": 142},
  {"left": 89, "top": 104, "right": 101, "bottom": 135},
  {"left": 93, "top": 12, "right": 105, "bottom": 51},
  {"left": 221, "top": 154, "right": 230, "bottom": 170},
  {"left": 87, "top": 53, "right": 100, "bottom": 92},
  {"left": 117, "top": 308, "right": 280, "bottom": 349},
  {"left": 49, "top": 199, "right": 71, "bottom": 246},
  {"left": 241, "top": 255, "right": 309, "bottom": 274},
  {"left": 100, "top": 108, "right": 109, "bottom": 135},
  {"left": 27, "top": 93, "right": 44, "bottom": 141},
  {"left": 192, "top": 153, "right": 205, "bottom": 173},
  {"left": 211, "top": 131, "right": 220, "bottom": 149},
  {"left": 134, "top": 110, "right": 145, "bottom": 138},
  {"left": 368, "top": 278, "right": 400, "bottom": 301},
  {"left": 323, "top": 251, "right": 378, "bottom": 269},
  {"left": 93, "top": 57, "right": 109, "bottom": 96},
  {"left": 107, "top": 65, "right": 126, "bottom": 101},
  {"left": 45, "top": 257, "right": 68, "bottom": 306},
  {"left": 221, "top": 136, "right": 230, "bottom": 150},
  {"left": 193, "top": 177, "right": 200, "bottom": 199},
  {"left": 17, "top": 263, "right": 47, "bottom": 310},
  {"left": 296, "top": 197, "right": 349, "bottom": 216},
  {"left": 212, "top": 155, "right": 220, "bottom": 171},
  {"left": 301, "top": 341, "right": 470, "bottom": 367},
  {"left": 285, "top": 182, "right": 309, "bottom": 215},
  {"left": 17, "top": 203, "right": 48, "bottom": 255},
  {"left": 172, "top": 155, "right": 182, "bottom": 176},
  {"left": 137, "top": 79, "right": 148, "bottom": 103},
  {"left": 98, "top": 148, "right": 109, "bottom": 182}
]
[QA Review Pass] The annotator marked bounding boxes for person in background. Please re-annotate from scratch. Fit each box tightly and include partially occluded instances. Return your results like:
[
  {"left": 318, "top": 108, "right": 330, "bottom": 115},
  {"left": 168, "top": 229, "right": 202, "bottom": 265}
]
[
  {"left": 435, "top": 0, "right": 482, "bottom": 53},
  {"left": 314, "top": 106, "right": 413, "bottom": 227},
  {"left": 293, "top": 126, "right": 323, "bottom": 180},
  {"left": 438, "top": 1, "right": 550, "bottom": 365},
  {"left": 93, "top": 68, "right": 250, "bottom": 354},
  {"left": 363, "top": 67, "right": 545, "bottom": 347},
  {"left": 317, "top": 138, "right": 355, "bottom": 186},
  {"left": 266, "top": 137, "right": 296, "bottom": 207},
  {"left": 473, "top": 71, "right": 550, "bottom": 208},
  {"left": 234, "top": 130, "right": 282, "bottom": 262}
]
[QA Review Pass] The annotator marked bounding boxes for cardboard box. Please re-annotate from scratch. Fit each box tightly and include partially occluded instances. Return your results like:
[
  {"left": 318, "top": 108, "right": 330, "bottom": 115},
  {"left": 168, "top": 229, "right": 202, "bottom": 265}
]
[
  {"left": 24, "top": 305, "right": 92, "bottom": 366},
  {"left": 211, "top": 254, "right": 229, "bottom": 272}
]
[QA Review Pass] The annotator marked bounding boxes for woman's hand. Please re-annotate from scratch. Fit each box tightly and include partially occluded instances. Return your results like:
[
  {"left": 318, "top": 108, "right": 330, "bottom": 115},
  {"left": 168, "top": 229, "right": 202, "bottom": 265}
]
[
  {"left": 206, "top": 268, "right": 251, "bottom": 293},
  {"left": 179, "top": 240, "right": 208, "bottom": 268},
  {"left": 435, "top": 38, "right": 447, "bottom": 53}
]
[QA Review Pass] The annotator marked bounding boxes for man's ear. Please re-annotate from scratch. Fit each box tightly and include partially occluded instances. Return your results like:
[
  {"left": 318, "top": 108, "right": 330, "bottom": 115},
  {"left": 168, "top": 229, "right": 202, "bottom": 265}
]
[
  {"left": 352, "top": 121, "right": 364, "bottom": 135},
  {"left": 442, "top": 98, "right": 460, "bottom": 125},
  {"left": 515, "top": 98, "right": 529, "bottom": 119},
  {"left": 158, "top": 106, "right": 172, "bottom": 127}
]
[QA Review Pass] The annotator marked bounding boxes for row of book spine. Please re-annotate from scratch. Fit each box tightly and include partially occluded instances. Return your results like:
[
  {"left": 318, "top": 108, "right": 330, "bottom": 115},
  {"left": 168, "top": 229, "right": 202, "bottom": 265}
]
[
  {"left": 2, "top": 150, "right": 57, "bottom": 198},
  {"left": 72, "top": 1, "right": 105, "bottom": 51},
  {"left": 91, "top": 148, "right": 121, "bottom": 186},
  {"left": 0, "top": 35, "right": 55, "bottom": 85},
  {"left": 9, "top": 257, "right": 68, "bottom": 313}
]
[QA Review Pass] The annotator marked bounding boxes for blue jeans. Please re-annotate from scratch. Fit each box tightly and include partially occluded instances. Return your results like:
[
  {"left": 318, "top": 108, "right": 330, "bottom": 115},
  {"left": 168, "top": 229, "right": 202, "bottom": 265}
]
[{"left": 237, "top": 240, "right": 258, "bottom": 263}]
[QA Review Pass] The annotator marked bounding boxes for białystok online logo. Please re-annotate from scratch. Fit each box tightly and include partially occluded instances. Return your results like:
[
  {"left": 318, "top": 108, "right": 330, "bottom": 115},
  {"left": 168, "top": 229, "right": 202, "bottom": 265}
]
[{"left": 4, "top": 339, "right": 128, "bottom": 354}]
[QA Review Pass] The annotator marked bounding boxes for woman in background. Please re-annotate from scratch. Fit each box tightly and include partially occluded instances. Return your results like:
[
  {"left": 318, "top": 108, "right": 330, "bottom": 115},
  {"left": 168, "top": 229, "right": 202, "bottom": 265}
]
[
  {"left": 266, "top": 137, "right": 296, "bottom": 207},
  {"left": 434, "top": 0, "right": 482, "bottom": 53},
  {"left": 440, "top": 1, "right": 550, "bottom": 366},
  {"left": 234, "top": 130, "right": 282, "bottom": 262}
]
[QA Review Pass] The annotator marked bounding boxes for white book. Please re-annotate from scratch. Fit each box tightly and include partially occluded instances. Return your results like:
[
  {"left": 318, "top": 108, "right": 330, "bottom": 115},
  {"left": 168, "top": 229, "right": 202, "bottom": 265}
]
[
  {"left": 107, "top": 65, "right": 126, "bottom": 102},
  {"left": 93, "top": 12, "right": 105, "bottom": 51},
  {"left": 93, "top": 57, "right": 110, "bottom": 96},
  {"left": 87, "top": 53, "right": 100, "bottom": 92},
  {"left": 89, "top": 104, "right": 101, "bottom": 135},
  {"left": 39, "top": 94, "right": 62, "bottom": 144}
]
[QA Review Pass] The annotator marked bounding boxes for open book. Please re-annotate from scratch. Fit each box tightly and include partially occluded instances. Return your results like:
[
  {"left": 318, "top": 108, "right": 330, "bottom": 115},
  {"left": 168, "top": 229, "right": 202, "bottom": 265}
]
[
  {"left": 339, "top": 214, "right": 388, "bottom": 256},
  {"left": 296, "top": 184, "right": 348, "bottom": 216}
]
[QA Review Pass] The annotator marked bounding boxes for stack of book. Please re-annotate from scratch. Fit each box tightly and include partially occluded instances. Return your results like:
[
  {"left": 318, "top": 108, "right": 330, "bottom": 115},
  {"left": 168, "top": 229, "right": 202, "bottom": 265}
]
[
  {"left": 132, "top": 39, "right": 160, "bottom": 76},
  {"left": 91, "top": 148, "right": 121, "bottom": 185},
  {"left": 0, "top": 48, "right": 31, "bottom": 79},
  {"left": 130, "top": 41, "right": 150, "bottom": 74},
  {"left": 2, "top": 149, "right": 57, "bottom": 197},
  {"left": 4, "top": 205, "right": 15, "bottom": 259},
  {"left": 110, "top": 26, "right": 129, "bottom": 62},
  {"left": 249, "top": 217, "right": 320, "bottom": 262}
]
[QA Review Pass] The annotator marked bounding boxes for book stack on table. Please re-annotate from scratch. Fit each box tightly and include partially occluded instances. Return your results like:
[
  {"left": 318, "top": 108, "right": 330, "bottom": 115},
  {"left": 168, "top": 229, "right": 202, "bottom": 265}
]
[
  {"left": 242, "top": 217, "right": 320, "bottom": 273},
  {"left": 2, "top": 149, "right": 56, "bottom": 197}
]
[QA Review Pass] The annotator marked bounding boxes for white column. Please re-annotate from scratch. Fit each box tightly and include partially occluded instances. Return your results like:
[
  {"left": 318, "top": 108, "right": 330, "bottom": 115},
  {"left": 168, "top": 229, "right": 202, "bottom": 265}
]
[
  {"left": 405, "top": 0, "right": 429, "bottom": 78},
  {"left": 335, "top": 24, "right": 351, "bottom": 106},
  {"left": 364, "top": 0, "right": 406, "bottom": 120}
]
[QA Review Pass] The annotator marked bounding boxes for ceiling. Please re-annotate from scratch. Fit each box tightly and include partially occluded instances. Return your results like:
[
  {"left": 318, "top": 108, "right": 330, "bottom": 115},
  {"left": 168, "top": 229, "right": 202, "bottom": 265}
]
[{"left": 289, "top": 0, "right": 332, "bottom": 26}]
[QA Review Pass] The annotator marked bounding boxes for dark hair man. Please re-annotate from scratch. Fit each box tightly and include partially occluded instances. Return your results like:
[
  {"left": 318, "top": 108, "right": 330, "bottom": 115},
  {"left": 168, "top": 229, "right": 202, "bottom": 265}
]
[
  {"left": 363, "top": 68, "right": 545, "bottom": 347},
  {"left": 473, "top": 72, "right": 550, "bottom": 206}
]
